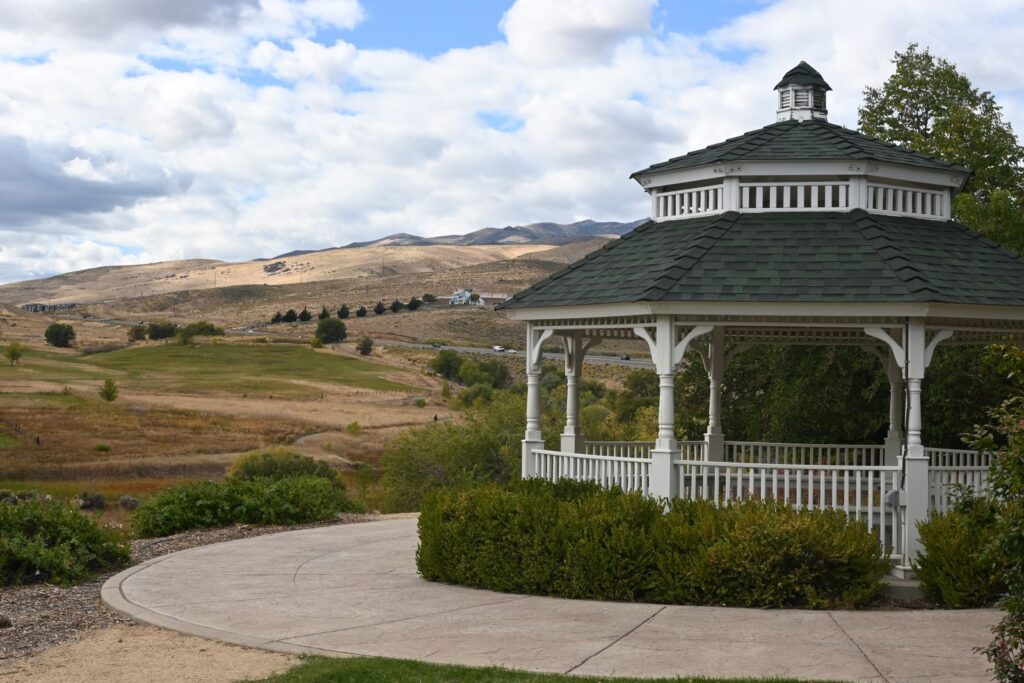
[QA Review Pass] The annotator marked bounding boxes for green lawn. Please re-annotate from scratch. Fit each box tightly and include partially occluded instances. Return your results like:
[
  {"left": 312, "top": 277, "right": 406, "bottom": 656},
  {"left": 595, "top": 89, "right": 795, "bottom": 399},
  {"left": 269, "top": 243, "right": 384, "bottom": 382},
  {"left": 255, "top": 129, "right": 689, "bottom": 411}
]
[
  {"left": 0, "top": 343, "right": 416, "bottom": 397},
  {"left": 259, "top": 657, "right": 839, "bottom": 683}
]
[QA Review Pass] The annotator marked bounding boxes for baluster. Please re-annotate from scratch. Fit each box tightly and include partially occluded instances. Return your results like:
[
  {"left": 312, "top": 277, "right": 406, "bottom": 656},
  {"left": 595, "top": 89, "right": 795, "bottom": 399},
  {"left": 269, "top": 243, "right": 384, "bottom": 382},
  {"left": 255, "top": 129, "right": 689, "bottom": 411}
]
[
  {"left": 867, "top": 470, "right": 875, "bottom": 531},
  {"left": 839, "top": 184, "right": 847, "bottom": 208},
  {"left": 755, "top": 186, "right": 763, "bottom": 209},
  {"left": 825, "top": 184, "right": 834, "bottom": 209}
]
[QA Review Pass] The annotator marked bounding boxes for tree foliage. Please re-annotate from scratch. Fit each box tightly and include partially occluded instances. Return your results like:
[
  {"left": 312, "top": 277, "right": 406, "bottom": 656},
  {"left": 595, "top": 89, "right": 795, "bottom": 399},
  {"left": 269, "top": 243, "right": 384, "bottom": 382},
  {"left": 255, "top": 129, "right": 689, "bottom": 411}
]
[
  {"left": 146, "top": 321, "right": 177, "bottom": 340},
  {"left": 315, "top": 318, "right": 347, "bottom": 344},
  {"left": 282, "top": 309, "right": 298, "bottom": 323},
  {"left": 297, "top": 306, "right": 312, "bottom": 322},
  {"left": 44, "top": 323, "right": 75, "bottom": 348},
  {"left": 4, "top": 342, "right": 26, "bottom": 366},
  {"left": 373, "top": 301, "right": 385, "bottom": 315},
  {"left": 318, "top": 306, "right": 330, "bottom": 320},
  {"left": 355, "top": 306, "right": 367, "bottom": 317},
  {"left": 859, "top": 44, "right": 1024, "bottom": 253},
  {"left": 356, "top": 337, "right": 373, "bottom": 355},
  {"left": 337, "top": 304, "right": 349, "bottom": 319}
]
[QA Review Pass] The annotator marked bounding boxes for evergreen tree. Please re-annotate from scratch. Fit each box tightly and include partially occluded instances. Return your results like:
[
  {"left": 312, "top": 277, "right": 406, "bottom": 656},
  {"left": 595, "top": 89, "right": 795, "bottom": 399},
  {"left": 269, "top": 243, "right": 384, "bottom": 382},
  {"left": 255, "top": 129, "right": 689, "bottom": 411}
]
[
  {"left": 298, "top": 306, "right": 312, "bottom": 322},
  {"left": 390, "top": 299, "right": 404, "bottom": 313},
  {"left": 338, "top": 304, "right": 350, "bottom": 319},
  {"left": 407, "top": 297, "right": 422, "bottom": 311},
  {"left": 318, "top": 306, "right": 330, "bottom": 320},
  {"left": 373, "top": 301, "right": 386, "bottom": 315},
  {"left": 356, "top": 306, "right": 367, "bottom": 317},
  {"left": 270, "top": 311, "right": 284, "bottom": 324},
  {"left": 282, "top": 309, "right": 298, "bottom": 323}
]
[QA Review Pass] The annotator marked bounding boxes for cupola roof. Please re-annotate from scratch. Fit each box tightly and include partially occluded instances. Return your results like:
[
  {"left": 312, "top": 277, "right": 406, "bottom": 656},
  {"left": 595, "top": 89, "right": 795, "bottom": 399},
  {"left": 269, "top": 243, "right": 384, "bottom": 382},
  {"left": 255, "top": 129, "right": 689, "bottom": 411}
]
[{"left": 775, "top": 61, "right": 831, "bottom": 91}]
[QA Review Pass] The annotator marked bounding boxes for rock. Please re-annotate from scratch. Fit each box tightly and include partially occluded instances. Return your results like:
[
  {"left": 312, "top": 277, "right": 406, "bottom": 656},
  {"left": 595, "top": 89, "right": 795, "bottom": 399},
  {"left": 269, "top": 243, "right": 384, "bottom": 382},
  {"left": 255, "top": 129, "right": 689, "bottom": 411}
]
[{"left": 0, "top": 614, "right": 12, "bottom": 628}]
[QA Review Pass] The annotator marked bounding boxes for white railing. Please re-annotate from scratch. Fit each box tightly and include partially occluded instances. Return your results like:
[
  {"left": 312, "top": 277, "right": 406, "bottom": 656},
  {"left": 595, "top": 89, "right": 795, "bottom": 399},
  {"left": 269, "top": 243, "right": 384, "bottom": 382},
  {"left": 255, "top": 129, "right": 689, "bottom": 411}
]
[
  {"left": 674, "top": 459, "right": 903, "bottom": 561},
  {"left": 740, "top": 182, "right": 850, "bottom": 211},
  {"left": 655, "top": 184, "right": 724, "bottom": 219},
  {"left": 533, "top": 450, "right": 649, "bottom": 494},
  {"left": 926, "top": 447, "right": 993, "bottom": 514},
  {"left": 585, "top": 441, "right": 654, "bottom": 459},
  {"left": 725, "top": 441, "right": 885, "bottom": 467},
  {"left": 925, "top": 447, "right": 992, "bottom": 468},
  {"left": 866, "top": 183, "right": 947, "bottom": 219},
  {"left": 583, "top": 440, "right": 704, "bottom": 459}
]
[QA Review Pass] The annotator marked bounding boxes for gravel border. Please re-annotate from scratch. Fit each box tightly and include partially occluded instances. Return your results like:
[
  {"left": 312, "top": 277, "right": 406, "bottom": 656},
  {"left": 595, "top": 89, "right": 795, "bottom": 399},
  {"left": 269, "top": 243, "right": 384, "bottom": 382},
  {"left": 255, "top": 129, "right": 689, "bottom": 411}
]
[{"left": 0, "top": 513, "right": 380, "bottom": 661}]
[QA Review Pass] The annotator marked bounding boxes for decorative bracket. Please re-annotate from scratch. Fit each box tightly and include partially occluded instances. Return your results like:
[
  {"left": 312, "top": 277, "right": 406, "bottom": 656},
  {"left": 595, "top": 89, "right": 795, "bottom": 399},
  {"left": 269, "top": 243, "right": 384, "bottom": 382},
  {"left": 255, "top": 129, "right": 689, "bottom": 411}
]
[
  {"left": 864, "top": 327, "right": 905, "bottom": 370},
  {"left": 528, "top": 328, "right": 554, "bottom": 373},
  {"left": 925, "top": 329, "right": 954, "bottom": 368},
  {"left": 672, "top": 325, "right": 713, "bottom": 369}
]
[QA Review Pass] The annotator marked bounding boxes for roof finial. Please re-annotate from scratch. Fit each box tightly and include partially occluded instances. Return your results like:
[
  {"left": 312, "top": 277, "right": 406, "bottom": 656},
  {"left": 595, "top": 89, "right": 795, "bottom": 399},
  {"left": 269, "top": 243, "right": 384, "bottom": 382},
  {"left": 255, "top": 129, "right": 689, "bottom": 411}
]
[{"left": 775, "top": 61, "right": 830, "bottom": 122}]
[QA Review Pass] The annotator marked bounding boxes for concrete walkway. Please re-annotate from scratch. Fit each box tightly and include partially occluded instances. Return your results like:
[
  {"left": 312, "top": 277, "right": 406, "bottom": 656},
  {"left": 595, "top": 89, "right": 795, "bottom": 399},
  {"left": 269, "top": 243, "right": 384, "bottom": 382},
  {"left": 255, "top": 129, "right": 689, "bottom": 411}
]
[{"left": 103, "top": 517, "right": 998, "bottom": 682}]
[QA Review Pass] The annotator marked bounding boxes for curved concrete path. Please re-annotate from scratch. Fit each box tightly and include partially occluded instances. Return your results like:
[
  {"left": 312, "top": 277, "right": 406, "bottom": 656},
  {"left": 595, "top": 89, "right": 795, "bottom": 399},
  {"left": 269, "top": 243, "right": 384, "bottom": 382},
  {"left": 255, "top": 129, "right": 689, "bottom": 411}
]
[{"left": 103, "top": 517, "right": 998, "bottom": 682}]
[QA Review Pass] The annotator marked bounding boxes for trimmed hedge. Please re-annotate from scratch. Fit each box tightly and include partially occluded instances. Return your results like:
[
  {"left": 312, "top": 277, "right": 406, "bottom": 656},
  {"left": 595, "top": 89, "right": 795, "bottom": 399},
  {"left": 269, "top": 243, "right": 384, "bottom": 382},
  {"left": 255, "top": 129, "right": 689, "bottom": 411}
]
[
  {"left": 915, "top": 494, "right": 1005, "bottom": 608},
  {"left": 1, "top": 498, "right": 130, "bottom": 586},
  {"left": 131, "top": 475, "right": 356, "bottom": 537},
  {"left": 417, "top": 480, "right": 890, "bottom": 609}
]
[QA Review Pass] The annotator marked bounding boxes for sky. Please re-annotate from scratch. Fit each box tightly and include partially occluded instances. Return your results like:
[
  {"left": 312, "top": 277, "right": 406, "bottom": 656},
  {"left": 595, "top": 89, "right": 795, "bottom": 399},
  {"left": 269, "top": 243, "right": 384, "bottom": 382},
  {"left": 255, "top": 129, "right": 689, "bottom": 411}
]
[{"left": 1, "top": 0, "right": 1023, "bottom": 284}]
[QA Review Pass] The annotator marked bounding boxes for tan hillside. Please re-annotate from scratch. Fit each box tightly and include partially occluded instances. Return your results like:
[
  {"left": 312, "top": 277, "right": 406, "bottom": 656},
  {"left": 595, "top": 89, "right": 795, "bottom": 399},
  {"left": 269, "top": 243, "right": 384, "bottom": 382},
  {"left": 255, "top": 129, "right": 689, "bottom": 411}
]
[{"left": 0, "top": 244, "right": 557, "bottom": 307}]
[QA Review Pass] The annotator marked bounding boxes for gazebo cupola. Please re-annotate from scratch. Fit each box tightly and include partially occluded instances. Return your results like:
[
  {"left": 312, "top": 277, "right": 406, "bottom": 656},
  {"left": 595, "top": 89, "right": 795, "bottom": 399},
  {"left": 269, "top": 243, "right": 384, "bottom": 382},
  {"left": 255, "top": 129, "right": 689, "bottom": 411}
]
[
  {"left": 775, "top": 61, "right": 830, "bottom": 121},
  {"left": 500, "top": 62, "right": 1024, "bottom": 575},
  {"left": 633, "top": 61, "right": 970, "bottom": 224}
]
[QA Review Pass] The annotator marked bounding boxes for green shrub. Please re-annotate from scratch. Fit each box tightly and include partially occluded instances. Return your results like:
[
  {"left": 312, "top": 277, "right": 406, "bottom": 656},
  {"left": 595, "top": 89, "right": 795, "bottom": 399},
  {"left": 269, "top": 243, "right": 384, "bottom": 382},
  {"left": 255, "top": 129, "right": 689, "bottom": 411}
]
[
  {"left": 131, "top": 475, "right": 355, "bottom": 537},
  {"left": 177, "top": 320, "right": 225, "bottom": 344},
  {"left": 227, "top": 448, "right": 343, "bottom": 486},
  {"left": 345, "top": 421, "right": 362, "bottom": 435},
  {"left": 298, "top": 307, "right": 312, "bottom": 322},
  {"left": 146, "top": 321, "right": 177, "bottom": 340},
  {"left": 98, "top": 378, "right": 118, "bottom": 402},
  {"left": 915, "top": 493, "right": 1005, "bottom": 607},
  {"left": 0, "top": 498, "right": 129, "bottom": 585},
  {"left": 127, "top": 324, "right": 147, "bottom": 341},
  {"left": 315, "top": 318, "right": 347, "bottom": 344},
  {"left": 44, "top": 322, "right": 76, "bottom": 348},
  {"left": 417, "top": 480, "right": 889, "bottom": 609},
  {"left": 381, "top": 392, "right": 523, "bottom": 512},
  {"left": 356, "top": 337, "right": 373, "bottom": 355}
]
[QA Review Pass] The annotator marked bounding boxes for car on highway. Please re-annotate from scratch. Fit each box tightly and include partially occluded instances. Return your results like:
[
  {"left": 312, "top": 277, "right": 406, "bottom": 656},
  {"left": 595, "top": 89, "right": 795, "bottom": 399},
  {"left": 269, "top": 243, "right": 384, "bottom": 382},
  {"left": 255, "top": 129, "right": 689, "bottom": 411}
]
[
  {"left": 491, "top": 345, "right": 505, "bottom": 352},
  {"left": 620, "top": 354, "right": 631, "bottom": 361}
]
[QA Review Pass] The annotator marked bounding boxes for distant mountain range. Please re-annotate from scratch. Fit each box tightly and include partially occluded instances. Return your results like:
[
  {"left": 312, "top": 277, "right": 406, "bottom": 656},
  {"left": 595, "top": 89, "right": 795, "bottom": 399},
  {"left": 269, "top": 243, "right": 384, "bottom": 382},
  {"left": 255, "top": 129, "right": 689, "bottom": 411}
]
[{"left": 269, "top": 219, "right": 646, "bottom": 259}]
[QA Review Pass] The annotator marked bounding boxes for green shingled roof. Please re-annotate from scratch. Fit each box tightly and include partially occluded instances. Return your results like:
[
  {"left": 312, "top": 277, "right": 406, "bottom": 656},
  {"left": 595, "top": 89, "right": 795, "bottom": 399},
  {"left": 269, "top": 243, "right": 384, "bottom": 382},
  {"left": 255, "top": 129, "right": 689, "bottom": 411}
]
[
  {"left": 500, "top": 210, "right": 1024, "bottom": 309},
  {"left": 775, "top": 61, "right": 831, "bottom": 90},
  {"left": 631, "top": 120, "right": 970, "bottom": 178}
]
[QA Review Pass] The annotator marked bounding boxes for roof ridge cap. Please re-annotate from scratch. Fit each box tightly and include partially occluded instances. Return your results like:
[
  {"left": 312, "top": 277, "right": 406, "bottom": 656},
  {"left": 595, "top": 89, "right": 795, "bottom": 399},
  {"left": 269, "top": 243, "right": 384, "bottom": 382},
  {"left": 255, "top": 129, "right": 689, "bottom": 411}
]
[
  {"left": 638, "top": 212, "right": 741, "bottom": 301},
  {"left": 851, "top": 210, "right": 938, "bottom": 299}
]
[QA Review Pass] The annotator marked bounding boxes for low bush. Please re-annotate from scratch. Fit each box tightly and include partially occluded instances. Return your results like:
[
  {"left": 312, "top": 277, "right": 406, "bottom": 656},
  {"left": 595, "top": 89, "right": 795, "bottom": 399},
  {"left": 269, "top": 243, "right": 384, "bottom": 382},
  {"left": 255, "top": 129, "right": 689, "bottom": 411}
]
[
  {"left": 914, "top": 492, "right": 1005, "bottom": 608},
  {"left": 131, "top": 475, "right": 356, "bottom": 537},
  {"left": 146, "top": 321, "right": 177, "bottom": 340},
  {"left": 80, "top": 342, "right": 127, "bottom": 355},
  {"left": 1, "top": 497, "right": 129, "bottom": 585},
  {"left": 315, "top": 318, "right": 347, "bottom": 344},
  {"left": 177, "top": 321, "right": 225, "bottom": 344},
  {"left": 227, "top": 448, "right": 343, "bottom": 486},
  {"left": 418, "top": 480, "right": 890, "bottom": 609}
]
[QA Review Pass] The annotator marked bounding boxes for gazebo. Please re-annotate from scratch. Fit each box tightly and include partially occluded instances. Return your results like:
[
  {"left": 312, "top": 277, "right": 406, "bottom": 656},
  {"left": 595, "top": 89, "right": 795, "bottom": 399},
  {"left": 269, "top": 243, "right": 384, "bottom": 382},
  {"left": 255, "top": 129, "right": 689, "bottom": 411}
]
[{"left": 499, "top": 62, "right": 1024, "bottom": 574}]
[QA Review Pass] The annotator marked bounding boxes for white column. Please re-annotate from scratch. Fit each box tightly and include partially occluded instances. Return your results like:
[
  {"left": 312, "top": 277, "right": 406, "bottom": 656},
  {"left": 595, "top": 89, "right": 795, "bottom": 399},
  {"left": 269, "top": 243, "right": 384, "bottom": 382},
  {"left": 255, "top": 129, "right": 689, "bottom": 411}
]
[
  {"left": 560, "top": 332, "right": 584, "bottom": 453},
  {"left": 884, "top": 352, "right": 904, "bottom": 466},
  {"left": 522, "top": 323, "right": 547, "bottom": 479},
  {"left": 705, "top": 326, "right": 725, "bottom": 461},
  {"left": 635, "top": 316, "right": 679, "bottom": 500},
  {"left": 902, "top": 318, "right": 929, "bottom": 567}
]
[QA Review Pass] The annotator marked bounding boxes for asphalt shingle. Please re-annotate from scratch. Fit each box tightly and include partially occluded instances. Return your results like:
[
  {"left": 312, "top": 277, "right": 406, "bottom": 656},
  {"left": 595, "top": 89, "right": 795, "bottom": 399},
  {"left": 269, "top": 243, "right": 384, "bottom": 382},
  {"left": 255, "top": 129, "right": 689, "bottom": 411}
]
[{"left": 499, "top": 210, "right": 1024, "bottom": 309}]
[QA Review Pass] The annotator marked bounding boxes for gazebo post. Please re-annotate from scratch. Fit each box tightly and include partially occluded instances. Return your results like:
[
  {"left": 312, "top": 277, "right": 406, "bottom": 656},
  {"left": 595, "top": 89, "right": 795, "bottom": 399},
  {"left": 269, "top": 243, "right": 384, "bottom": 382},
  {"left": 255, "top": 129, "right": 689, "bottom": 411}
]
[
  {"left": 635, "top": 316, "right": 680, "bottom": 499},
  {"left": 883, "top": 352, "right": 905, "bottom": 466},
  {"left": 560, "top": 332, "right": 585, "bottom": 453},
  {"left": 902, "top": 318, "right": 929, "bottom": 568},
  {"left": 704, "top": 326, "right": 726, "bottom": 461},
  {"left": 522, "top": 322, "right": 551, "bottom": 479}
]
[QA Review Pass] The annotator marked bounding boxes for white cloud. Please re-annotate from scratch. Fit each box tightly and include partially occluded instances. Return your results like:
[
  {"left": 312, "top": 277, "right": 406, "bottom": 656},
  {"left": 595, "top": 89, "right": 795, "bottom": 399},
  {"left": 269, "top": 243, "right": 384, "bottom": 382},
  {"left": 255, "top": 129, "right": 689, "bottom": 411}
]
[
  {"left": 500, "top": 0, "right": 656, "bottom": 64},
  {"left": 0, "top": 0, "right": 1023, "bottom": 284}
]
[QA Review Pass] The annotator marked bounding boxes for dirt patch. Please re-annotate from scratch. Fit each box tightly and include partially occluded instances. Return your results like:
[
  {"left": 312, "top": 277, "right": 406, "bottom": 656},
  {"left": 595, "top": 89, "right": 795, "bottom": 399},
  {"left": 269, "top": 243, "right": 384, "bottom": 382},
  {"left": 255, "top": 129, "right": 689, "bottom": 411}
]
[{"left": 0, "top": 623, "right": 298, "bottom": 683}]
